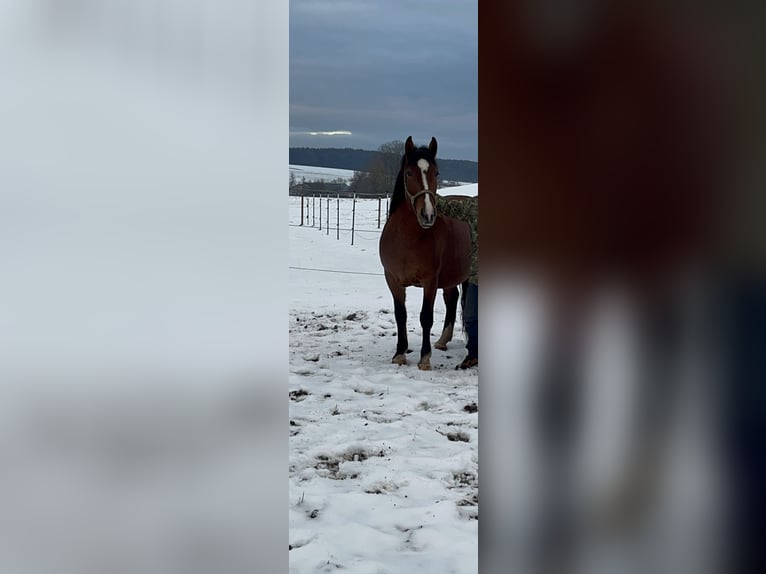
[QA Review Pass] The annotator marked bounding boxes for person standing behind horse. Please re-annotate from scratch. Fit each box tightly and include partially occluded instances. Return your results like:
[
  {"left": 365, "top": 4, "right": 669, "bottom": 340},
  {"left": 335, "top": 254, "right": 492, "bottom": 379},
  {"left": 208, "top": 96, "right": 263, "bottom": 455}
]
[{"left": 436, "top": 194, "right": 478, "bottom": 369}]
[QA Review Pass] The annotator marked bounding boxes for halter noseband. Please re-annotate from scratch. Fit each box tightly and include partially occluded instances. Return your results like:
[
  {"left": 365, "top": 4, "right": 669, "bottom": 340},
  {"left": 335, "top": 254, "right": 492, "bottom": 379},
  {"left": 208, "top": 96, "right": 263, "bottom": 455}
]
[{"left": 407, "top": 188, "right": 437, "bottom": 211}]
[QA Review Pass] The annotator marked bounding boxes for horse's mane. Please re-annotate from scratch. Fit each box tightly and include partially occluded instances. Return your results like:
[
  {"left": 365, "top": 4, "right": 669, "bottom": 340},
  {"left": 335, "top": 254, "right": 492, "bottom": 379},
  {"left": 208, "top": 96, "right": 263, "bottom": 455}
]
[{"left": 388, "top": 146, "right": 438, "bottom": 216}]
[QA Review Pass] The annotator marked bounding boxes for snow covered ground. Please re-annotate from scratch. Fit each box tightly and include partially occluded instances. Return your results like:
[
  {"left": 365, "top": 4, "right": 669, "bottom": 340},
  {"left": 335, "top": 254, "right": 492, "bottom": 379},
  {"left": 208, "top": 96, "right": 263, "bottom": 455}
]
[
  {"left": 287, "top": 182, "right": 724, "bottom": 573},
  {"left": 288, "top": 196, "right": 478, "bottom": 573}
]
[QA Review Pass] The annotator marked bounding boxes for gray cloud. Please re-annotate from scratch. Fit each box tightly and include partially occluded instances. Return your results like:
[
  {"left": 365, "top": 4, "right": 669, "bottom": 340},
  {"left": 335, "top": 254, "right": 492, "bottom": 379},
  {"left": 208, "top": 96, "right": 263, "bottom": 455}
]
[{"left": 290, "top": 0, "right": 477, "bottom": 161}]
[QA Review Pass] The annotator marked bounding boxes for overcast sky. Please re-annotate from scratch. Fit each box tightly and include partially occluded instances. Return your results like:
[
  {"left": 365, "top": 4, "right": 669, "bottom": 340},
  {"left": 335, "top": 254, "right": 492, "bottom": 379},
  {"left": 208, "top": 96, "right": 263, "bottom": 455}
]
[{"left": 290, "top": 0, "right": 478, "bottom": 161}]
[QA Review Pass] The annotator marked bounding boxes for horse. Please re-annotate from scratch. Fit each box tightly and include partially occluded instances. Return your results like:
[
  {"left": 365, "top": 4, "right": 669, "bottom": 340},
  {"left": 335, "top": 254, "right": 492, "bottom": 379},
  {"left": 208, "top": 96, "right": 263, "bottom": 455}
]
[{"left": 379, "top": 136, "right": 472, "bottom": 370}]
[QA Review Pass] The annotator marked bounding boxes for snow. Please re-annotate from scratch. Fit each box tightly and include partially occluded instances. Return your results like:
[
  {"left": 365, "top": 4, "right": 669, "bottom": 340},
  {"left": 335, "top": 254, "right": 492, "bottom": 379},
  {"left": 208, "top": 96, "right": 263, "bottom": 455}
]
[
  {"left": 290, "top": 165, "right": 357, "bottom": 183},
  {"left": 288, "top": 189, "right": 722, "bottom": 572},
  {"left": 439, "top": 183, "right": 478, "bottom": 197},
  {"left": 288, "top": 197, "right": 478, "bottom": 573}
]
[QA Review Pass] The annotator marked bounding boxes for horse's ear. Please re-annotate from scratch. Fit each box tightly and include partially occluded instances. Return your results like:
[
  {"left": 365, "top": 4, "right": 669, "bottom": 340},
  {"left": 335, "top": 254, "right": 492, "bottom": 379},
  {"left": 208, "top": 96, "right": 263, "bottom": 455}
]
[
  {"left": 429, "top": 137, "right": 437, "bottom": 157},
  {"left": 405, "top": 136, "right": 415, "bottom": 154}
]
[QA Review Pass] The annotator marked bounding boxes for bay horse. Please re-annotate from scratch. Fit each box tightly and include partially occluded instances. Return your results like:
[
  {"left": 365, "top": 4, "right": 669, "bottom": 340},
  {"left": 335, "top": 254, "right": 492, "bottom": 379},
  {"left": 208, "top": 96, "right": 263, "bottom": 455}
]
[{"left": 379, "top": 136, "right": 472, "bottom": 370}]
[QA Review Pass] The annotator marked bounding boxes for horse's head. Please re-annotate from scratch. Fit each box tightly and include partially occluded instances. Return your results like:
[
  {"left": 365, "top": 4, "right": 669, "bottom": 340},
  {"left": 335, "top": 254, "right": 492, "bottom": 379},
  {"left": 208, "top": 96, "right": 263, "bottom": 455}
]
[{"left": 401, "top": 136, "right": 439, "bottom": 229}]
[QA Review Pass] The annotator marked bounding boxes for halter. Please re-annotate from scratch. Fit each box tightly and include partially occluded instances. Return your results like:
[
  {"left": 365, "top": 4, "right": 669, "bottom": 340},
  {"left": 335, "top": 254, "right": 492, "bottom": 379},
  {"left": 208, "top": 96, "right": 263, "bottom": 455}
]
[{"left": 403, "top": 164, "right": 437, "bottom": 217}]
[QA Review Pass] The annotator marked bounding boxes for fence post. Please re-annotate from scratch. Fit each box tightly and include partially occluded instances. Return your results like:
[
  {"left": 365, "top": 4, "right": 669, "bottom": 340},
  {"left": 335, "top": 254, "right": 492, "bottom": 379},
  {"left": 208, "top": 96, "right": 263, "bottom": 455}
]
[
  {"left": 305, "top": 197, "right": 310, "bottom": 226},
  {"left": 319, "top": 196, "right": 322, "bottom": 231},
  {"left": 326, "top": 194, "right": 330, "bottom": 235},
  {"left": 377, "top": 197, "right": 381, "bottom": 228},
  {"left": 351, "top": 193, "right": 356, "bottom": 246},
  {"left": 300, "top": 194, "right": 304, "bottom": 226},
  {"left": 385, "top": 193, "right": 389, "bottom": 222},
  {"left": 312, "top": 194, "right": 315, "bottom": 227},
  {"left": 336, "top": 193, "right": 340, "bottom": 240}
]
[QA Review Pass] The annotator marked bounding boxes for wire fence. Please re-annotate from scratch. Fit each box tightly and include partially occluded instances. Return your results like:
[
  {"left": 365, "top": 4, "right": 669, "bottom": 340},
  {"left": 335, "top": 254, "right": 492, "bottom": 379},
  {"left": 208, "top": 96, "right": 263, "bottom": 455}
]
[{"left": 288, "top": 193, "right": 390, "bottom": 246}]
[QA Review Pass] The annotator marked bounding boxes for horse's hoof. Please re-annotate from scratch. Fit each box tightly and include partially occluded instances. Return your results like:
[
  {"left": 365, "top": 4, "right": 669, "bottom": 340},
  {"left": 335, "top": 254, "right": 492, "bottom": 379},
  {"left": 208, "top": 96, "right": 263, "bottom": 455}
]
[
  {"left": 418, "top": 362, "right": 432, "bottom": 371},
  {"left": 435, "top": 327, "right": 453, "bottom": 350},
  {"left": 392, "top": 354, "right": 407, "bottom": 365}
]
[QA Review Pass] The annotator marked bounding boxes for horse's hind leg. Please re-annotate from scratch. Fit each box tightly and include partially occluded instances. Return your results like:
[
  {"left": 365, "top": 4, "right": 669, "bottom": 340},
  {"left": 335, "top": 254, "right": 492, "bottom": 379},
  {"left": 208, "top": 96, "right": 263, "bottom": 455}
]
[
  {"left": 386, "top": 273, "right": 408, "bottom": 365},
  {"left": 435, "top": 286, "right": 460, "bottom": 350}
]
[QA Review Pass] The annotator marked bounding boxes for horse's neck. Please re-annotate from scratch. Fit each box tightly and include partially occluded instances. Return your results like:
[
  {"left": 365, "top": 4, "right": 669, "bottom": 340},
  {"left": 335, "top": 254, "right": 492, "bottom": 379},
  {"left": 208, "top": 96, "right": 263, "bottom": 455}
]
[{"left": 388, "top": 176, "right": 406, "bottom": 213}]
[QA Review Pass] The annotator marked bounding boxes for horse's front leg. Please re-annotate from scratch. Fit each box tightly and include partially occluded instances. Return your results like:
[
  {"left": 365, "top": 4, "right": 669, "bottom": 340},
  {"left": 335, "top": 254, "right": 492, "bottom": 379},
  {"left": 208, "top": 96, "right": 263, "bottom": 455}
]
[
  {"left": 386, "top": 273, "right": 408, "bottom": 365},
  {"left": 418, "top": 284, "right": 438, "bottom": 370}
]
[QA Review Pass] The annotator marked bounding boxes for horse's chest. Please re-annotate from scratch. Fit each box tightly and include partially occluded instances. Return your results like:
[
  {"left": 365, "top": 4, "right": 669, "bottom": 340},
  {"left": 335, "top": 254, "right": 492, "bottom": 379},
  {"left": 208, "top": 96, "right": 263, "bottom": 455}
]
[
  {"left": 392, "top": 252, "right": 439, "bottom": 284},
  {"left": 380, "top": 226, "right": 441, "bottom": 286}
]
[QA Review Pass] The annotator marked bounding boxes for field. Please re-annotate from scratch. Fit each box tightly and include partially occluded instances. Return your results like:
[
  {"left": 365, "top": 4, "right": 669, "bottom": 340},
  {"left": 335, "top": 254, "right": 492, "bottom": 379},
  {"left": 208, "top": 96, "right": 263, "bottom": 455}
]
[
  {"left": 289, "top": 165, "right": 357, "bottom": 184},
  {"left": 288, "top": 194, "right": 479, "bottom": 573},
  {"left": 287, "top": 187, "right": 723, "bottom": 573}
]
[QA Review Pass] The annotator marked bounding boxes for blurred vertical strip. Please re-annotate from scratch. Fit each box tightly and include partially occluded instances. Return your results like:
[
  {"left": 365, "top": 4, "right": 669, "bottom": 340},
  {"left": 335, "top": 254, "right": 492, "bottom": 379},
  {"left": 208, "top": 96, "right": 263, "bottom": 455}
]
[
  {"left": 481, "top": 1, "right": 765, "bottom": 573},
  {"left": 0, "top": 1, "right": 287, "bottom": 573}
]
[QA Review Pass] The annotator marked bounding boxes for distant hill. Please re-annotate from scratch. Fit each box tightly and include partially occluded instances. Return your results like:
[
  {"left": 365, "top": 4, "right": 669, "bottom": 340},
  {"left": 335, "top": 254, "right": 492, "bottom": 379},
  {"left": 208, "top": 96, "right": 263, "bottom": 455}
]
[{"left": 289, "top": 147, "right": 478, "bottom": 183}]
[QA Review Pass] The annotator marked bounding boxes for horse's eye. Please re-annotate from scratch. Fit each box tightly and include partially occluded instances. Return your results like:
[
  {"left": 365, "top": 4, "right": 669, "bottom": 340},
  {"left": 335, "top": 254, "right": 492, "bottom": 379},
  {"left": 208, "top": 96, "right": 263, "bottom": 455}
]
[
  {"left": 436, "top": 171, "right": 440, "bottom": 177},
  {"left": 406, "top": 171, "right": 413, "bottom": 177}
]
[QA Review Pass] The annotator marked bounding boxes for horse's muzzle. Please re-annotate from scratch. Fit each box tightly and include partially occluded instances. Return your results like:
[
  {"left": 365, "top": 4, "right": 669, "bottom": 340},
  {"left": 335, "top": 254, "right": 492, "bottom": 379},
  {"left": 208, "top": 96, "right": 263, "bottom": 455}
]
[
  {"left": 408, "top": 189, "right": 437, "bottom": 229},
  {"left": 419, "top": 209, "right": 436, "bottom": 228}
]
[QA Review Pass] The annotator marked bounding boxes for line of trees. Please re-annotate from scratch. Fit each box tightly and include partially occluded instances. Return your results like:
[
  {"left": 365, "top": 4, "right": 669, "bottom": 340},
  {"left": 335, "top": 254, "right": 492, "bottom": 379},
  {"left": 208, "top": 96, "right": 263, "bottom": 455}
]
[{"left": 289, "top": 146, "right": 478, "bottom": 183}]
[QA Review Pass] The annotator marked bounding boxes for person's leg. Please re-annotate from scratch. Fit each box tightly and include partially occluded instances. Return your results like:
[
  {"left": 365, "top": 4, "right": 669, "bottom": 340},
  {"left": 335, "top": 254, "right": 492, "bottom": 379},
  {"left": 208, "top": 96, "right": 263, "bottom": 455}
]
[{"left": 458, "top": 283, "right": 478, "bottom": 369}]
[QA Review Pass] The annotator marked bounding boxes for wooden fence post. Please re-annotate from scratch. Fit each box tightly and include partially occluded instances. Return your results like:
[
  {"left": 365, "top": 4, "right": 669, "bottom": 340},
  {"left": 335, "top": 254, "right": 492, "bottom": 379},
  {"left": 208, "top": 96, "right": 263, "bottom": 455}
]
[
  {"left": 300, "top": 194, "right": 304, "bottom": 226},
  {"left": 336, "top": 193, "right": 340, "bottom": 240},
  {"left": 319, "top": 196, "right": 322, "bottom": 231},
  {"left": 326, "top": 195, "right": 330, "bottom": 235},
  {"left": 377, "top": 197, "right": 381, "bottom": 228}
]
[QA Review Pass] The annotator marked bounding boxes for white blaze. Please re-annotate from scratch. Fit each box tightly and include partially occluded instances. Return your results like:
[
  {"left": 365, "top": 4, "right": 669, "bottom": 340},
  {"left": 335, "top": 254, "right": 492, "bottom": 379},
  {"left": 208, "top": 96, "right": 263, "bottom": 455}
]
[
  {"left": 424, "top": 193, "right": 434, "bottom": 218},
  {"left": 416, "top": 158, "right": 434, "bottom": 219},
  {"left": 417, "top": 159, "right": 430, "bottom": 191}
]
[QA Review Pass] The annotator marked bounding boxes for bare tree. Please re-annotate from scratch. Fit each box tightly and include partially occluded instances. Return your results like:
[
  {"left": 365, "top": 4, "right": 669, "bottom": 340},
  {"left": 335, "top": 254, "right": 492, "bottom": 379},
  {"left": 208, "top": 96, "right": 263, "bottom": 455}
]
[
  {"left": 374, "top": 140, "right": 405, "bottom": 192},
  {"left": 351, "top": 140, "right": 405, "bottom": 196}
]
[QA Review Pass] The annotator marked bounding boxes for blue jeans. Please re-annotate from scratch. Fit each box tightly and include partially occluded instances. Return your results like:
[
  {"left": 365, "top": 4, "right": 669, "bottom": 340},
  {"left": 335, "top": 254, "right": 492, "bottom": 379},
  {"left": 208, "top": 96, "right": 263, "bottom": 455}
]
[{"left": 464, "top": 283, "right": 478, "bottom": 358}]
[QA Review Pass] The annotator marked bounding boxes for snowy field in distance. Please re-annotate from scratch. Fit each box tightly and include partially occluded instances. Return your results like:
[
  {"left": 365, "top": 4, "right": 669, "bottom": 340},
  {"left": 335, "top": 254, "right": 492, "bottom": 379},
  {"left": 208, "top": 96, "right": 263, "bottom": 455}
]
[
  {"left": 439, "top": 183, "right": 477, "bottom": 197},
  {"left": 290, "top": 165, "right": 357, "bottom": 183}
]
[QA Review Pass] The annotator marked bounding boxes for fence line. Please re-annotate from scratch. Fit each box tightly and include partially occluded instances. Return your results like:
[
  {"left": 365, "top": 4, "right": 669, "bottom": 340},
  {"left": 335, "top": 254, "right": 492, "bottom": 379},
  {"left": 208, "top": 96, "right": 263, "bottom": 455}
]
[
  {"left": 290, "top": 194, "right": 393, "bottom": 246},
  {"left": 288, "top": 265, "right": 384, "bottom": 277},
  {"left": 288, "top": 224, "right": 382, "bottom": 233}
]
